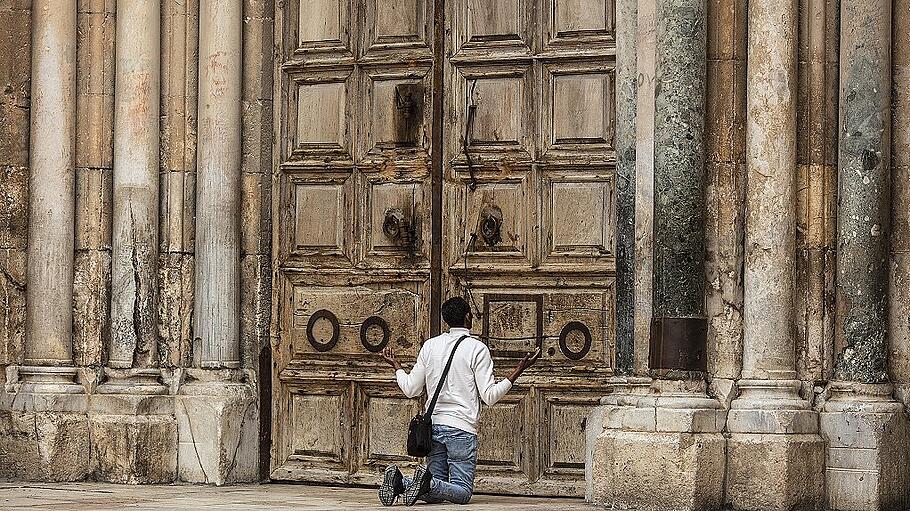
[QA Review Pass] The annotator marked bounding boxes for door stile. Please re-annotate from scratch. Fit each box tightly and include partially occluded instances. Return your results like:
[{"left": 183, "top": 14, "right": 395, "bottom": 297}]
[{"left": 430, "top": 0, "right": 445, "bottom": 337}]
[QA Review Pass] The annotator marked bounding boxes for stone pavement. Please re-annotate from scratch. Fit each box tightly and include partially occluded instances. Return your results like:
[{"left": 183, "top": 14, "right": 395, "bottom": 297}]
[{"left": 0, "top": 483, "right": 591, "bottom": 510}]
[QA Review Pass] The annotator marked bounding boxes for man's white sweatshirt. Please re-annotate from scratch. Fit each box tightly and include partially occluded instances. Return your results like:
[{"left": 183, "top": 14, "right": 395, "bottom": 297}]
[{"left": 395, "top": 327, "right": 512, "bottom": 435}]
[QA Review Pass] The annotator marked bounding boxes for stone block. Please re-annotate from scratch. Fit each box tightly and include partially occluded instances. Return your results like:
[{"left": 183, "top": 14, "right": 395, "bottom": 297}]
[
  {"left": 176, "top": 380, "right": 259, "bottom": 485},
  {"left": 821, "top": 410, "right": 910, "bottom": 510},
  {"left": 0, "top": 411, "right": 91, "bottom": 481},
  {"left": 727, "top": 407, "right": 819, "bottom": 434},
  {"left": 158, "top": 253, "right": 194, "bottom": 368},
  {"left": 589, "top": 429, "right": 725, "bottom": 511},
  {"left": 0, "top": 248, "right": 26, "bottom": 366},
  {"left": 604, "top": 404, "right": 657, "bottom": 432},
  {"left": 726, "top": 433, "right": 826, "bottom": 511},
  {"left": 73, "top": 249, "right": 111, "bottom": 367},
  {"left": 584, "top": 405, "right": 606, "bottom": 502},
  {"left": 0, "top": 166, "right": 28, "bottom": 249},
  {"left": 89, "top": 414, "right": 178, "bottom": 484}
]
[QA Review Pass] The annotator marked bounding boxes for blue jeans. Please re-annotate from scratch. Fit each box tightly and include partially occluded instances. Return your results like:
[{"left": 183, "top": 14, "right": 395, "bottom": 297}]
[{"left": 403, "top": 425, "right": 478, "bottom": 504}]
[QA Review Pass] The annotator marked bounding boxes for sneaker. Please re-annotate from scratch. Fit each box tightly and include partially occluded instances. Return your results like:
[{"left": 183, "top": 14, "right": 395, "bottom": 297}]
[
  {"left": 402, "top": 464, "right": 432, "bottom": 506},
  {"left": 379, "top": 464, "right": 405, "bottom": 506}
]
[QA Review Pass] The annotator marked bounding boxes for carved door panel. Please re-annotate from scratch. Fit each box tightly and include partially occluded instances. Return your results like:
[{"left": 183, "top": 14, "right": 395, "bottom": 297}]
[
  {"left": 272, "top": 0, "right": 436, "bottom": 483},
  {"left": 273, "top": 0, "right": 616, "bottom": 496},
  {"left": 442, "top": 0, "right": 616, "bottom": 496}
]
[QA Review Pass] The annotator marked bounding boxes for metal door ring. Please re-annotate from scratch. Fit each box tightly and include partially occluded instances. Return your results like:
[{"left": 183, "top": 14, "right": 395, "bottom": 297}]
[
  {"left": 360, "top": 316, "right": 390, "bottom": 353},
  {"left": 307, "top": 309, "right": 340, "bottom": 352},
  {"left": 559, "top": 321, "right": 592, "bottom": 361}
]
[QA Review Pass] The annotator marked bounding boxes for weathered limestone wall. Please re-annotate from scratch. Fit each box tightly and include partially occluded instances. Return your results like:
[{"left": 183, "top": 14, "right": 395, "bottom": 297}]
[{"left": 0, "top": 0, "right": 273, "bottom": 484}]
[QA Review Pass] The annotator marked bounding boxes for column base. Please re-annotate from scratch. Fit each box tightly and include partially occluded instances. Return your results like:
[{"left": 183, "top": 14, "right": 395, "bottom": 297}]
[
  {"left": 0, "top": 366, "right": 91, "bottom": 481},
  {"left": 589, "top": 379, "right": 726, "bottom": 510},
  {"left": 820, "top": 382, "right": 910, "bottom": 511},
  {"left": 96, "top": 367, "right": 167, "bottom": 395},
  {"left": 89, "top": 389, "right": 177, "bottom": 484},
  {"left": 175, "top": 369, "right": 259, "bottom": 485},
  {"left": 726, "top": 380, "right": 825, "bottom": 511}
]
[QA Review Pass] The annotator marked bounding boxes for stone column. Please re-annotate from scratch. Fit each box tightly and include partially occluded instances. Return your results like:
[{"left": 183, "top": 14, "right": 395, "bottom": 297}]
[
  {"left": 589, "top": 2, "right": 726, "bottom": 510},
  {"left": 820, "top": 1, "right": 910, "bottom": 509},
  {"left": 890, "top": 0, "right": 910, "bottom": 405},
  {"left": 725, "top": 0, "right": 825, "bottom": 508},
  {"left": 107, "top": 0, "right": 162, "bottom": 387},
  {"left": 177, "top": 0, "right": 256, "bottom": 486},
  {"left": 22, "top": 0, "right": 79, "bottom": 386},
  {"left": 193, "top": 0, "right": 242, "bottom": 369}
]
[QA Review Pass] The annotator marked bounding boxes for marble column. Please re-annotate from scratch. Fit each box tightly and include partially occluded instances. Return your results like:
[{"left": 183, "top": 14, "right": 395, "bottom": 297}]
[
  {"left": 588, "top": 2, "right": 725, "bottom": 510},
  {"left": 194, "top": 0, "right": 242, "bottom": 369},
  {"left": 650, "top": 0, "right": 708, "bottom": 375},
  {"left": 22, "top": 0, "right": 79, "bottom": 386},
  {"left": 820, "top": 1, "right": 910, "bottom": 509},
  {"left": 725, "top": 0, "right": 825, "bottom": 507},
  {"left": 107, "top": 0, "right": 161, "bottom": 386}
]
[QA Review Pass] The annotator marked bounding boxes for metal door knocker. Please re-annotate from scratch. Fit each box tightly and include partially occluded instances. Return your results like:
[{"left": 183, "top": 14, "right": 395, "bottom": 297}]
[
  {"left": 360, "top": 316, "right": 390, "bottom": 353},
  {"left": 383, "top": 208, "right": 410, "bottom": 241},
  {"left": 307, "top": 309, "right": 340, "bottom": 352},
  {"left": 478, "top": 204, "right": 503, "bottom": 246},
  {"left": 559, "top": 321, "right": 592, "bottom": 361}
]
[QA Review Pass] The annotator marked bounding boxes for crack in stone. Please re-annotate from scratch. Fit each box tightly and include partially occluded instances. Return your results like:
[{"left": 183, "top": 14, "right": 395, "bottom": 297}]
[
  {"left": 130, "top": 206, "right": 146, "bottom": 368},
  {"left": 0, "top": 265, "right": 25, "bottom": 292},
  {"left": 224, "top": 399, "right": 254, "bottom": 480},
  {"left": 180, "top": 399, "right": 210, "bottom": 483}
]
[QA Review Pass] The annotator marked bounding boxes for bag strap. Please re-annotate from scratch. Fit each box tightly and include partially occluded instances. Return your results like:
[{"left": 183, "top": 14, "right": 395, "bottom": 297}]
[{"left": 425, "top": 335, "right": 468, "bottom": 416}]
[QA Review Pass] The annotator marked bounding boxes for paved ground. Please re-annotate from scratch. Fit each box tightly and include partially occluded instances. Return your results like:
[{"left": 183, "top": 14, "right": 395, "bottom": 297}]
[{"left": 0, "top": 482, "right": 590, "bottom": 510}]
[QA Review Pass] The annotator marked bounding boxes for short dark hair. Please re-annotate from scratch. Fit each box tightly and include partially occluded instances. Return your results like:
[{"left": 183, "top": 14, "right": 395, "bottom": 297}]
[{"left": 441, "top": 297, "right": 471, "bottom": 328}]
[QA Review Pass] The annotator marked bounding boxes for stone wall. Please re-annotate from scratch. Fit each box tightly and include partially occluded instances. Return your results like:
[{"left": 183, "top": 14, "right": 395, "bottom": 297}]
[{"left": 0, "top": 0, "right": 273, "bottom": 485}]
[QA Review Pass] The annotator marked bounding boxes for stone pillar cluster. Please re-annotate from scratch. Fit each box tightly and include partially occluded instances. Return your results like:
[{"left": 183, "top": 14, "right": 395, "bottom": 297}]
[
  {"left": 0, "top": 0, "right": 266, "bottom": 485},
  {"left": 589, "top": 0, "right": 910, "bottom": 509}
]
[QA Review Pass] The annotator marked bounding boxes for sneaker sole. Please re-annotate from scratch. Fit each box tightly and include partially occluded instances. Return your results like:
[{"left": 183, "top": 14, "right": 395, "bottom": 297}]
[
  {"left": 379, "top": 465, "right": 401, "bottom": 506},
  {"left": 403, "top": 465, "right": 429, "bottom": 506}
]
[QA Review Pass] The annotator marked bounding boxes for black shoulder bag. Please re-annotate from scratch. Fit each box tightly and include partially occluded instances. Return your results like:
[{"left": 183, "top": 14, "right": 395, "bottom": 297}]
[{"left": 406, "top": 335, "right": 467, "bottom": 457}]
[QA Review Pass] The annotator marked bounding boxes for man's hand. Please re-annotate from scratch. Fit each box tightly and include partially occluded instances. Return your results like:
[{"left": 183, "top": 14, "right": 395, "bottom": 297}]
[
  {"left": 380, "top": 347, "right": 402, "bottom": 371},
  {"left": 507, "top": 346, "right": 542, "bottom": 383}
]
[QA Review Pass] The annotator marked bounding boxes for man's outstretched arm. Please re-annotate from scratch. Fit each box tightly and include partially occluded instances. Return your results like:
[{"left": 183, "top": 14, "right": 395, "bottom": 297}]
[
  {"left": 381, "top": 347, "right": 426, "bottom": 398},
  {"left": 474, "top": 346, "right": 541, "bottom": 406}
]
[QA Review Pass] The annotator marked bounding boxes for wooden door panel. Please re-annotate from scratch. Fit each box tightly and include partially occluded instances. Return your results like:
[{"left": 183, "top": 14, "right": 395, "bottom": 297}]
[
  {"left": 352, "top": 382, "right": 423, "bottom": 484},
  {"left": 272, "top": 380, "right": 353, "bottom": 483},
  {"left": 274, "top": 0, "right": 436, "bottom": 484},
  {"left": 442, "top": 0, "right": 616, "bottom": 497},
  {"left": 274, "top": 0, "right": 616, "bottom": 496}
]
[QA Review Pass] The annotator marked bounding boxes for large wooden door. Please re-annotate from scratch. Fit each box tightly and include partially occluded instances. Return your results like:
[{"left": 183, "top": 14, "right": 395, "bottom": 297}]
[{"left": 272, "top": 0, "right": 615, "bottom": 496}]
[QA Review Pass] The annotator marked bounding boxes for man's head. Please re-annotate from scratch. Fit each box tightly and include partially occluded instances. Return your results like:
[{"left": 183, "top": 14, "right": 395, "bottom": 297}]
[{"left": 441, "top": 297, "right": 472, "bottom": 329}]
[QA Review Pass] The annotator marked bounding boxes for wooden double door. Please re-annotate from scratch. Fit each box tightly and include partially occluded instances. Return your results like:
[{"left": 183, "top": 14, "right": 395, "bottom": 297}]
[{"left": 271, "top": 0, "right": 617, "bottom": 496}]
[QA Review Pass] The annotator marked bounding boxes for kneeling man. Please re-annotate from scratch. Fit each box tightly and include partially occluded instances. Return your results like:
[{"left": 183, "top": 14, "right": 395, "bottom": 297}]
[{"left": 378, "top": 297, "right": 540, "bottom": 506}]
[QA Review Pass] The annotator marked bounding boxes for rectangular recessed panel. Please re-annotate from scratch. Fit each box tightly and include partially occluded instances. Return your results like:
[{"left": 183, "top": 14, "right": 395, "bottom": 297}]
[
  {"left": 376, "top": 0, "right": 421, "bottom": 40},
  {"left": 482, "top": 294, "right": 542, "bottom": 356},
  {"left": 291, "top": 392, "right": 344, "bottom": 459},
  {"left": 477, "top": 399, "right": 524, "bottom": 470},
  {"left": 467, "top": 0, "right": 521, "bottom": 41},
  {"left": 291, "top": 285, "right": 422, "bottom": 358},
  {"left": 555, "top": 0, "right": 609, "bottom": 35},
  {"left": 294, "top": 183, "right": 343, "bottom": 250},
  {"left": 550, "top": 180, "right": 610, "bottom": 253},
  {"left": 297, "top": 82, "right": 346, "bottom": 148},
  {"left": 545, "top": 401, "right": 592, "bottom": 470},
  {"left": 553, "top": 73, "right": 609, "bottom": 143},
  {"left": 368, "top": 182, "right": 421, "bottom": 253},
  {"left": 462, "top": 180, "right": 527, "bottom": 257},
  {"left": 299, "top": 0, "right": 342, "bottom": 44},
  {"left": 366, "top": 396, "right": 420, "bottom": 460},
  {"left": 369, "top": 78, "right": 427, "bottom": 149},
  {"left": 470, "top": 77, "right": 522, "bottom": 146}
]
